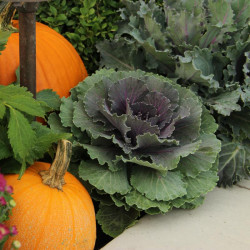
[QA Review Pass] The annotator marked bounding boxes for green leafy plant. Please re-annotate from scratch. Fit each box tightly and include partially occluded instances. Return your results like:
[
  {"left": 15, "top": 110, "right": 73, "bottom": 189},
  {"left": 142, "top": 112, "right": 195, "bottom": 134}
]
[
  {"left": 97, "top": 0, "right": 250, "bottom": 186},
  {"left": 36, "top": 0, "right": 164, "bottom": 73},
  {"left": 0, "top": 85, "right": 71, "bottom": 176},
  {"left": 36, "top": 0, "right": 123, "bottom": 73},
  {"left": 48, "top": 69, "right": 221, "bottom": 237}
]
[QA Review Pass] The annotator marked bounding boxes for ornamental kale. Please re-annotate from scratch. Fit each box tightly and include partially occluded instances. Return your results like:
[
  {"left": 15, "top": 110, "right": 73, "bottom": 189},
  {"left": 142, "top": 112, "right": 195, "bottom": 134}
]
[
  {"left": 96, "top": 0, "right": 250, "bottom": 186},
  {"left": 48, "top": 69, "right": 221, "bottom": 237}
]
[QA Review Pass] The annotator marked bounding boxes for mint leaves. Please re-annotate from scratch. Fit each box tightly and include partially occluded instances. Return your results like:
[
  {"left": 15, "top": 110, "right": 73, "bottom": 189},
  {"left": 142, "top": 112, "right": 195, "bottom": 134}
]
[{"left": 0, "top": 85, "right": 70, "bottom": 177}]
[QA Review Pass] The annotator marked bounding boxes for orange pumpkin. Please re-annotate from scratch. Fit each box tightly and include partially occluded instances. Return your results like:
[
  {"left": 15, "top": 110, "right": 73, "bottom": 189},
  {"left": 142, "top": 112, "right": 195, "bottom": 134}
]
[
  {"left": 4, "top": 140, "right": 96, "bottom": 250},
  {"left": 0, "top": 4, "right": 87, "bottom": 98}
]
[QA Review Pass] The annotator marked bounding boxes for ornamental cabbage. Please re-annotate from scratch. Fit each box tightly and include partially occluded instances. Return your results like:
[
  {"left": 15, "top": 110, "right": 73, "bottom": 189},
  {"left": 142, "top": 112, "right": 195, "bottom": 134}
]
[
  {"left": 97, "top": 0, "right": 250, "bottom": 186},
  {"left": 49, "top": 69, "right": 221, "bottom": 237}
]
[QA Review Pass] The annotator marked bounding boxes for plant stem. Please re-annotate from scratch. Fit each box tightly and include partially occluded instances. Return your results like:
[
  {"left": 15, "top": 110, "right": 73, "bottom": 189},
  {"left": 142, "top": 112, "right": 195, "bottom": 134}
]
[
  {"left": 0, "top": 2, "right": 16, "bottom": 31},
  {"left": 39, "top": 140, "right": 72, "bottom": 191}
]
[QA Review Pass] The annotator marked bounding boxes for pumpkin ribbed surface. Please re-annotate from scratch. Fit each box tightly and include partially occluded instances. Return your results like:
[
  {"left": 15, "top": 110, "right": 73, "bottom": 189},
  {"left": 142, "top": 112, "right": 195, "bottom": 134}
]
[
  {"left": 4, "top": 162, "right": 96, "bottom": 250},
  {"left": 0, "top": 21, "right": 88, "bottom": 97}
]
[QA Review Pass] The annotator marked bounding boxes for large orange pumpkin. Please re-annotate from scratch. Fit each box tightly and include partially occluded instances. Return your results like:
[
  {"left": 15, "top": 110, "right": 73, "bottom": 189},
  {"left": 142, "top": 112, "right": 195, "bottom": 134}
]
[
  {"left": 4, "top": 140, "right": 96, "bottom": 250},
  {"left": 0, "top": 4, "right": 87, "bottom": 98}
]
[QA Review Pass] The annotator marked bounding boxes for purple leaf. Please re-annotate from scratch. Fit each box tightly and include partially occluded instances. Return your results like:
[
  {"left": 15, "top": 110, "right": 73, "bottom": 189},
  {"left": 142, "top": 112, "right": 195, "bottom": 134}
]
[
  {"left": 109, "top": 77, "right": 149, "bottom": 115},
  {"left": 126, "top": 115, "right": 160, "bottom": 145}
]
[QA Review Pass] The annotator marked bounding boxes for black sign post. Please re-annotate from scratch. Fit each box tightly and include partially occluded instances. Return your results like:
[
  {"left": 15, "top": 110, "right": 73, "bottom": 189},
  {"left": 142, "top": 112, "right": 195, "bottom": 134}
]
[{"left": 3, "top": 0, "right": 47, "bottom": 98}]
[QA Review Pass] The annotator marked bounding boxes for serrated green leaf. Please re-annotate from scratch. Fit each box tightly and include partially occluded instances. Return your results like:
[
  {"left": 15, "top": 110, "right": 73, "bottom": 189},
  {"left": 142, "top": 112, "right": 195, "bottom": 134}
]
[
  {"left": 25, "top": 122, "right": 71, "bottom": 163},
  {"left": 131, "top": 167, "right": 187, "bottom": 201},
  {"left": 0, "top": 85, "right": 32, "bottom": 99},
  {"left": 185, "top": 170, "right": 218, "bottom": 199},
  {"left": 6, "top": 95, "right": 45, "bottom": 117},
  {"left": 79, "top": 160, "right": 131, "bottom": 195},
  {"left": 37, "top": 89, "right": 61, "bottom": 110},
  {"left": 19, "top": 160, "right": 26, "bottom": 179},
  {"left": 96, "top": 204, "right": 140, "bottom": 238},
  {"left": 7, "top": 108, "right": 36, "bottom": 162}
]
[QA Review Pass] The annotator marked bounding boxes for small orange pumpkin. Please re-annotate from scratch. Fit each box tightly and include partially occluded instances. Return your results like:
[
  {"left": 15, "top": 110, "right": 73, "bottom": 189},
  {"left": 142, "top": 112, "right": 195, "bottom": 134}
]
[
  {"left": 0, "top": 3, "right": 88, "bottom": 98},
  {"left": 4, "top": 140, "right": 96, "bottom": 249}
]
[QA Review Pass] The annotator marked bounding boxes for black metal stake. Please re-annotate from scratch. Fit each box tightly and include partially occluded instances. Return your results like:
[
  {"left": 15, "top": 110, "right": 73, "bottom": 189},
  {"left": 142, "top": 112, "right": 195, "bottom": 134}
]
[
  {"left": 3, "top": 0, "right": 47, "bottom": 98},
  {"left": 18, "top": 3, "right": 38, "bottom": 98}
]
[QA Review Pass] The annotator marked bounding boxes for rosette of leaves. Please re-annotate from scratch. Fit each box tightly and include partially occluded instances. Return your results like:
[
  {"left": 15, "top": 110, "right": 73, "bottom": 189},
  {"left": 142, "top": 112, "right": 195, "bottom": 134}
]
[
  {"left": 48, "top": 69, "right": 221, "bottom": 237},
  {"left": 96, "top": 0, "right": 250, "bottom": 186}
]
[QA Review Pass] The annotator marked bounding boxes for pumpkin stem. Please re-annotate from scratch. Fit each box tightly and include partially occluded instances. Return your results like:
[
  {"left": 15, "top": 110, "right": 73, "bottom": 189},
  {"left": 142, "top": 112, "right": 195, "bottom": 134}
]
[
  {"left": 0, "top": 2, "right": 17, "bottom": 31},
  {"left": 39, "top": 140, "right": 72, "bottom": 191}
]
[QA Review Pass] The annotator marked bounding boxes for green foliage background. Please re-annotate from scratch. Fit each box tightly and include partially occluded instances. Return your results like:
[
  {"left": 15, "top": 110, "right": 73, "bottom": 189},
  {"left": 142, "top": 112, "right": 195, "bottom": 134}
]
[
  {"left": 36, "top": 0, "right": 121, "bottom": 73},
  {"left": 36, "top": 0, "right": 163, "bottom": 73}
]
